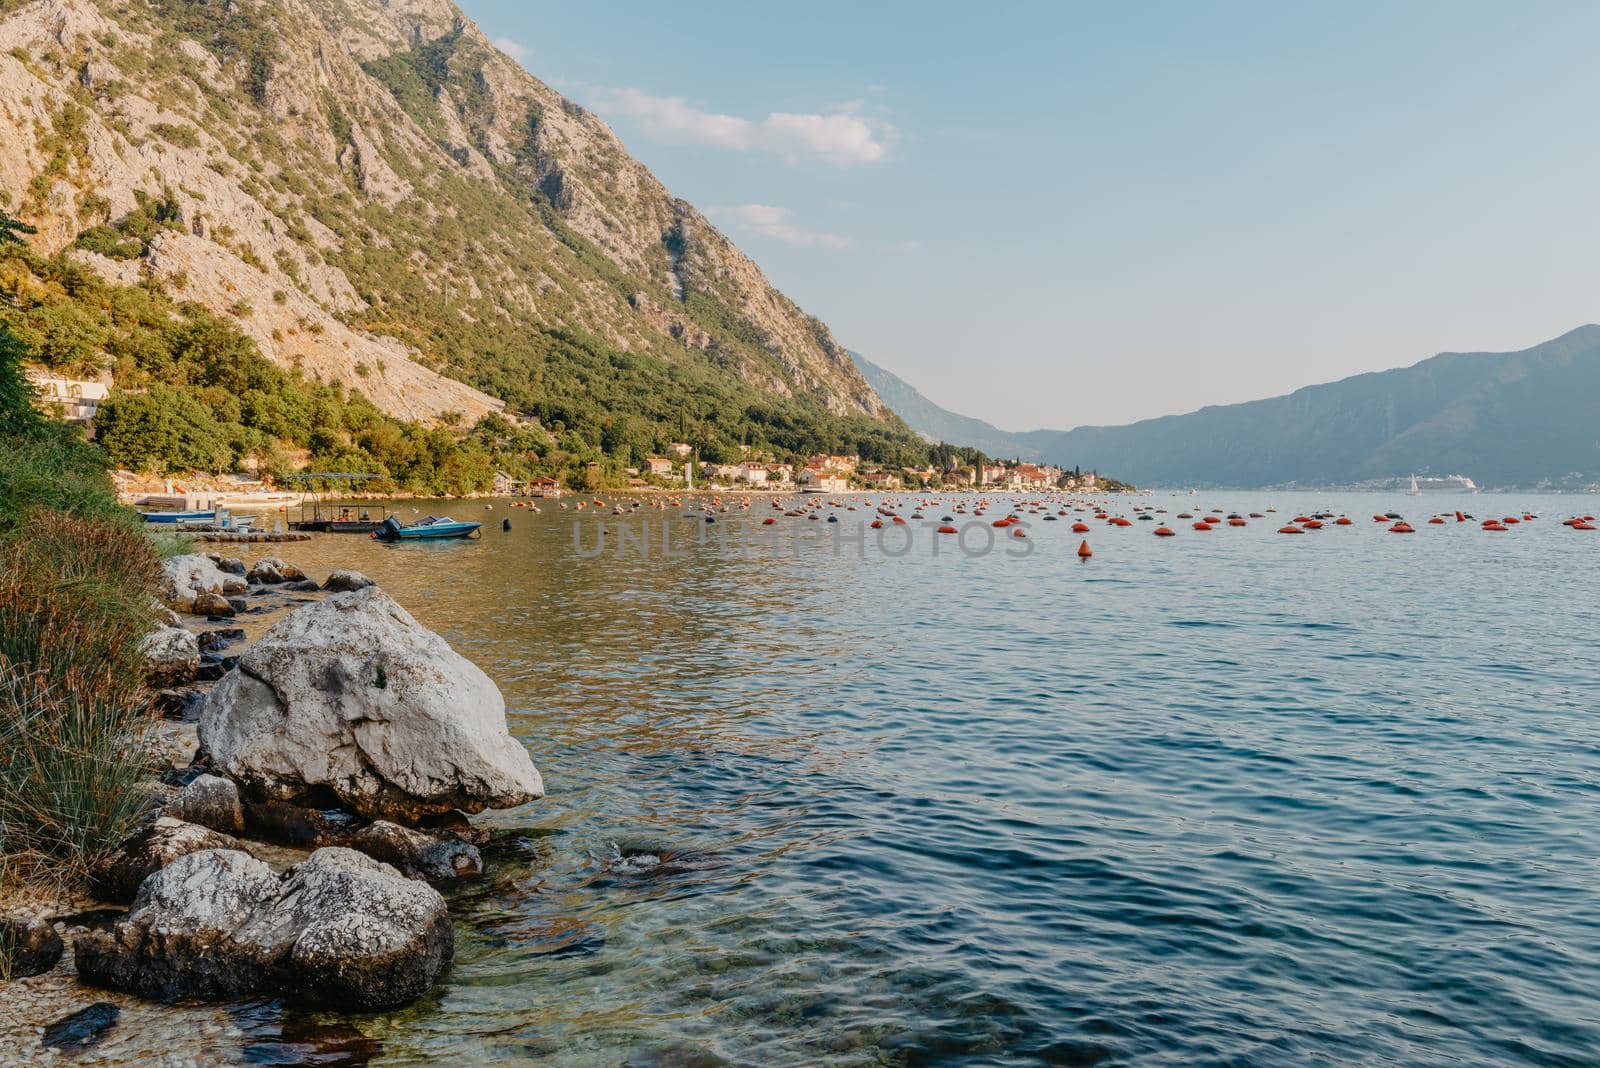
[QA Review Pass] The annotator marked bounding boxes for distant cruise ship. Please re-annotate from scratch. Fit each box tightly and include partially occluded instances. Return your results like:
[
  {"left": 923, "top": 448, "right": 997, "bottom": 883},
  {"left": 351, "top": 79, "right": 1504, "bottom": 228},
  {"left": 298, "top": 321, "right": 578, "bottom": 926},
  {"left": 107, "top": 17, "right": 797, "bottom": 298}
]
[{"left": 1407, "top": 474, "right": 1479, "bottom": 493}]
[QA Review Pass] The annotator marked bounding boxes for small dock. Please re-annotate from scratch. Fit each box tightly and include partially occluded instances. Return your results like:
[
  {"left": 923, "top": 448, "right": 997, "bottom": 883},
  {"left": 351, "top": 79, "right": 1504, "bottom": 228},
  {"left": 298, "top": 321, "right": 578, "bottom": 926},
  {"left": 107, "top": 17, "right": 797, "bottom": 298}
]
[{"left": 197, "top": 531, "right": 313, "bottom": 543}]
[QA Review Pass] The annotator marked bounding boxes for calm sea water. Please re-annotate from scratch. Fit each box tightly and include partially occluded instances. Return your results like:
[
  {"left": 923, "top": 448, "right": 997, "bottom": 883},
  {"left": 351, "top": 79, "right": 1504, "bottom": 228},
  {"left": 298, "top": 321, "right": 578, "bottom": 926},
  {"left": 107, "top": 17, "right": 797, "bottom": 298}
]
[{"left": 234, "top": 492, "right": 1600, "bottom": 1066}]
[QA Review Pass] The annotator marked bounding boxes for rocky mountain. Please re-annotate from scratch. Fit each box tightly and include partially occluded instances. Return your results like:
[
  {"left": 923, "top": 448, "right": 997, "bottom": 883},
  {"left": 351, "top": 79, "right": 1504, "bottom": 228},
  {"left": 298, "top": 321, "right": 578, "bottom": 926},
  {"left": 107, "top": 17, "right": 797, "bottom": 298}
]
[
  {"left": 0, "top": 0, "right": 888, "bottom": 436},
  {"left": 861, "top": 327, "right": 1600, "bottom": 489},
  {"left": 848, "top": 350, "right": 1043, "bottom": 460}
]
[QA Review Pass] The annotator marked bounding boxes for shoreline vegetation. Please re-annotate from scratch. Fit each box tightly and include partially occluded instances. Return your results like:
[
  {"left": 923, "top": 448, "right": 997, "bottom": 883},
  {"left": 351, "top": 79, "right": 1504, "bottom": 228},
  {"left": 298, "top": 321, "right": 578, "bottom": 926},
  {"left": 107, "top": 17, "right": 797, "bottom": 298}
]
[
  {"left": 1, "top": 332, "right": 164, "bottom": 902},
  {"left": 1, "top": 323, "right": 537, "bottom": 1057}
]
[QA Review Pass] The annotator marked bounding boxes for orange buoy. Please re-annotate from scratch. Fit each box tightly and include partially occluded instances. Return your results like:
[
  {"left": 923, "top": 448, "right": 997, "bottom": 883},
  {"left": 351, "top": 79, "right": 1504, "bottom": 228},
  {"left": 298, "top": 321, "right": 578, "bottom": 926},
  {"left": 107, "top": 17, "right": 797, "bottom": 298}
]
[
  {"left": 1456, "top": 511, "right": 1467, "bottom": 522},
  {"left": 1013, "top": 528, "right": 1027, "bottom": 538},
  {"left": 1302, "top": 520, "right": 1323, "bottom": 530},
  {"left": 1428, "top": 517, "right": 1445, "bottom": 524},
  {"left": 1154, "top": 527, "right": 1175, "bottom": 537},
  {"left": 1390, "top": 522, "right": 1415, "bottom": 533},
  {"left": 1071, "top": 522, "right": 1089, "bottom": 533},
  {"left": 870, "top": 519, "right": 883, "bottom": 529},
  {"left": 762, "top": 517, "right": 776, "bottom": 525},
  {"left": 1077, "top": 539, "right": 1092, "bottom": 558},
  {"left": 1335, "top": 517, "right": 1352, "bottom": 525},
  {"left": 1278, "top": 525, "right": 1303, "bottom": 534},
  {"left": 1228, "top": 518, "right": 1247, "bottom": 527},
  {"left": 938, "top": 525, "right": 958, "bottom": 534},
  {"left": 1373, "top": 515, "right": 1388, "bottom": 523},
  {"left": 1193, "top": 522, "right": 1211, "bottom": 531}
]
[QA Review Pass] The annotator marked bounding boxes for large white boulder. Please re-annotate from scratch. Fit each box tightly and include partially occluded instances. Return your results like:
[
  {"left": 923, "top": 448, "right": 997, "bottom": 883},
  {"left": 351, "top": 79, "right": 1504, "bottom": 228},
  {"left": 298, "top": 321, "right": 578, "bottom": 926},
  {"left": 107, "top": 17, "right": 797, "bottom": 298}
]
[
  {"left": 159, "top": 555, "right": 244, "bottom": 612},
  {"left": 140, "top": 624, "right": 200, "bottom": 686},
  {"left": 199, "top": 588, "right": 542, "bottom": 822},
  {"left": 75, "top": 847, "right": 452, "bottom": 1009}
]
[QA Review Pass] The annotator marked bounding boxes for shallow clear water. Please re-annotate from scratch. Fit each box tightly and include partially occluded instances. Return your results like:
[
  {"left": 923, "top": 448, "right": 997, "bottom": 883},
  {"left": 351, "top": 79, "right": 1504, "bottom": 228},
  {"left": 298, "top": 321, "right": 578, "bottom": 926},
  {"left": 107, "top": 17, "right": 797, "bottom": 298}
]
[{"left": 239, "top": 492, "right": 1600, "bottom": 1066}]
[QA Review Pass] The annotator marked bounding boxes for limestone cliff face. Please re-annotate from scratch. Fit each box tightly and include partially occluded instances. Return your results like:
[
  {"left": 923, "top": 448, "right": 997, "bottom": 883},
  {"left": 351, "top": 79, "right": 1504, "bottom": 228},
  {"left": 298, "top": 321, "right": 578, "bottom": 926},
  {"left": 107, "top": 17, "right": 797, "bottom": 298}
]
[{"left": 0, "top": 0, "right": 886, "bottom": 422}]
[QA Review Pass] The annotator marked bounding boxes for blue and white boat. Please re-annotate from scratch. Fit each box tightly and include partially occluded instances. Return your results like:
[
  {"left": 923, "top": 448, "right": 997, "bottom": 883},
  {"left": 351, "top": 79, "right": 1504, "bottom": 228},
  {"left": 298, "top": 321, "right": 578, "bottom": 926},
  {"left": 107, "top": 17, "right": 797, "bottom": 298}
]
[
  {"left": 140, "top": 509, "right": 216, "bottom": 524},
  {"left": 372, "top": 515, "right": 481, "bottom": 541}
]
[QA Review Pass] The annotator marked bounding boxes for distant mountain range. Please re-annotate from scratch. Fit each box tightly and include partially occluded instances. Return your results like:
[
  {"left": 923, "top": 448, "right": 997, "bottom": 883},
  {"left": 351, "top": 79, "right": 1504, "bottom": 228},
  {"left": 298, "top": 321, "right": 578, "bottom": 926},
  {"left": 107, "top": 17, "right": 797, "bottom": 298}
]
[
  {"left": 853, "top": 326, "right": 1600, "bottom": 489},
  {"left": 848, "top": 351, "right": 1046, "bottom": 460}
]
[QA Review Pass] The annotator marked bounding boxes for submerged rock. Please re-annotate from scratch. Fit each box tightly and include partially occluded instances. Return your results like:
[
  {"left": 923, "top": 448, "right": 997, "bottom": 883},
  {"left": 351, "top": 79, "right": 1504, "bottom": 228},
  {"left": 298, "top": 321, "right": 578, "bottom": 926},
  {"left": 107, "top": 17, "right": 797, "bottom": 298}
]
[
  {"left": 247, "top": 556, "right": 307, "bottom": 585},
  {"left": 243, "top": 799, "right": 364, "bottom": 848},
  {"left": 89, "top": 817, "right": 250, "bottom": 904},
  {"left": 197, "top": 627, "right": 246, "bottom": 652},
  {"left": 165, "top": 774, "right": 245, "bottom": 836},
  {"left": 200, "top": 588, "right": 542, "bottom": 822},
  {"left": 351, "top": 820, "right": 482, "bottom": 881},
  {"left": 154, "top": 687, "right": 207, "bottom": 721},
  {"left": 141, "top": 624, "right": 200, "bottom": 686},
  {"left": 2, "top": 916, "right": 64, "bottom": 977},
  {"left": 41, "top": 1003, "right": 120, "bottom": 1052},
  {"left": 322, "top": 569, "right": 376, "bottom": 592},
  {"left": 75, "top": 848, "right": 452, "bottom": 1010},
  {"left": 417, "top": 809, "right": 492, "bottom": 846}
]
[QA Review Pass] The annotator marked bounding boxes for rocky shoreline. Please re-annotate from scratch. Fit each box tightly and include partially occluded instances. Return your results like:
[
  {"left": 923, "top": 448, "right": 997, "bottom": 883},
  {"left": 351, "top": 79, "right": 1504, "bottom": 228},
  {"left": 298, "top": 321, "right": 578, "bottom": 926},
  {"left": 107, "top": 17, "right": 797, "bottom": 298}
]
[{"left": 1, "top": 549, "right": 542, "bottom": 1061}]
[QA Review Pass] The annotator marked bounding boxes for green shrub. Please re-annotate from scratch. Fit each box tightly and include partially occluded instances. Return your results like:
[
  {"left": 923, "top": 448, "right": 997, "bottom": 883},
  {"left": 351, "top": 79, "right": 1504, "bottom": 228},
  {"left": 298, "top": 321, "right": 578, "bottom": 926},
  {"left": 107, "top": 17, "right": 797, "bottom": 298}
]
[
  {"left": 0, "top": 422, "right": 133, "bottom": 537},
  {"left": 150, "top": 121, "right": 201, "bottom": 148}
]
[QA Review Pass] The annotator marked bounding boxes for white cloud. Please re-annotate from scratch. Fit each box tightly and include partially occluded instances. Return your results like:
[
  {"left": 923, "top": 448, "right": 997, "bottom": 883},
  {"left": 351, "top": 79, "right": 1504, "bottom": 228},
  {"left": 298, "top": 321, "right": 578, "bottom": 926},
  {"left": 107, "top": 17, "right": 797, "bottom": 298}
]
[
  {"left": 588, "top": 87, "right": 893, "bottom": 166},
  {"left": 492, "top": 36, "right": 533, "bottom": 65},
  {"left": 710, "top": 204, "right": 851, "bottom": 248}
]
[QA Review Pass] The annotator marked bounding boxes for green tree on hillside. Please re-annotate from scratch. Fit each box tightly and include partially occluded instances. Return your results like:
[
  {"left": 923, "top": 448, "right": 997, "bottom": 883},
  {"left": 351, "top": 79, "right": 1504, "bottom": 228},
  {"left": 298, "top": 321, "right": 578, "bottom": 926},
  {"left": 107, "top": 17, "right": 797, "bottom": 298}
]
[
  {"left": 0, "top": 326, "right": 41, "bottom": 433},
  {"left": 0, "top": 207, "right": 34, "bottom": 248}
]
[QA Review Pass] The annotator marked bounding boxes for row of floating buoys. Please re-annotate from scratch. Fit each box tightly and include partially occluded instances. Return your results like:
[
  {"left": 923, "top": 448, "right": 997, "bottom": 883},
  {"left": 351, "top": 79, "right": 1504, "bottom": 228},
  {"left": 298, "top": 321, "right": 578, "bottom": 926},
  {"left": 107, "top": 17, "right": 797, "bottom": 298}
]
[{"left": 607, "top": 492, "right": 1597, "bottom": 554}]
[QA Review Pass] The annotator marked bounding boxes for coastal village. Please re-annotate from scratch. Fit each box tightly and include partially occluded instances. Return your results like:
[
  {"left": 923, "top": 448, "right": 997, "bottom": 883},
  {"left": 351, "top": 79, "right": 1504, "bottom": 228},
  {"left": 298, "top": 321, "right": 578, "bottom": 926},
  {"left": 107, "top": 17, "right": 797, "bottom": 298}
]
[{"left": 505, "top": 445, "right": 1102, "bottom": 498}]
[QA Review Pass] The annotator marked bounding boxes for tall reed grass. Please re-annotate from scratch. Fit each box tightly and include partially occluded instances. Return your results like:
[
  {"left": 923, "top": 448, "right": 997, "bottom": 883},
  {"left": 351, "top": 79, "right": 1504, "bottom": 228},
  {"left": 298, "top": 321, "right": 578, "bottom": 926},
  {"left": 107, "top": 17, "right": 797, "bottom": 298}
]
[
  {"left": 0, "top": 324, "right": 164, "bottom": 896},
  {"left": 0, "top": 514, "right": 163, "bottom": 885}
]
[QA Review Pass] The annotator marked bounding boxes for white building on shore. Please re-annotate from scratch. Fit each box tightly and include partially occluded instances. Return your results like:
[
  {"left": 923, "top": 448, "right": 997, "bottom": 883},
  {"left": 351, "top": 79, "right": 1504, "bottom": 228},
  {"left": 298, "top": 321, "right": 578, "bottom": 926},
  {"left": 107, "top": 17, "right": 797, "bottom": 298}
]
[{"left": 25, "top": 369, "right": 109, "bottom": 423}]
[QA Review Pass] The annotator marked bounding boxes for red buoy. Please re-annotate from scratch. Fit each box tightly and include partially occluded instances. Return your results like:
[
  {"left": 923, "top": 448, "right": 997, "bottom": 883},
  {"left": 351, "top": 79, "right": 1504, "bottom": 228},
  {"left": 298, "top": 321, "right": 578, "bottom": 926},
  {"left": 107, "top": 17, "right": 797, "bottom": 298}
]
[
  {"left": 1154, "top": 527, "right": 1175, "bottom": 537},
  {"left": 1390, "top": 522, "right": 1415, "bottom": 533},
  {"left": 938, "top": 524, "right": 958, "bottom": 534},
  {"left": 1077, "top": 539, "right": 1093, "bottom": 558},
  {"left": 1278, "top": 525, "right": 1303, "bottom": 534},
  {"left": 1071, "top": 522, "right": 1090, "bottom": 533}
]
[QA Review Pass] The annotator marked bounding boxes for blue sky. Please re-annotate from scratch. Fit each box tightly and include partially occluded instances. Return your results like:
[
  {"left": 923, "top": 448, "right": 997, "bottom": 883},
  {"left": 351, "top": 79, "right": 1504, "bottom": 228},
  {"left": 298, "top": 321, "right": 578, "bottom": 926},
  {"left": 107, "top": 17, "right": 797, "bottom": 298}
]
[{"left": 461, "top": 0, "right": 1600, "bottom": 431}]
